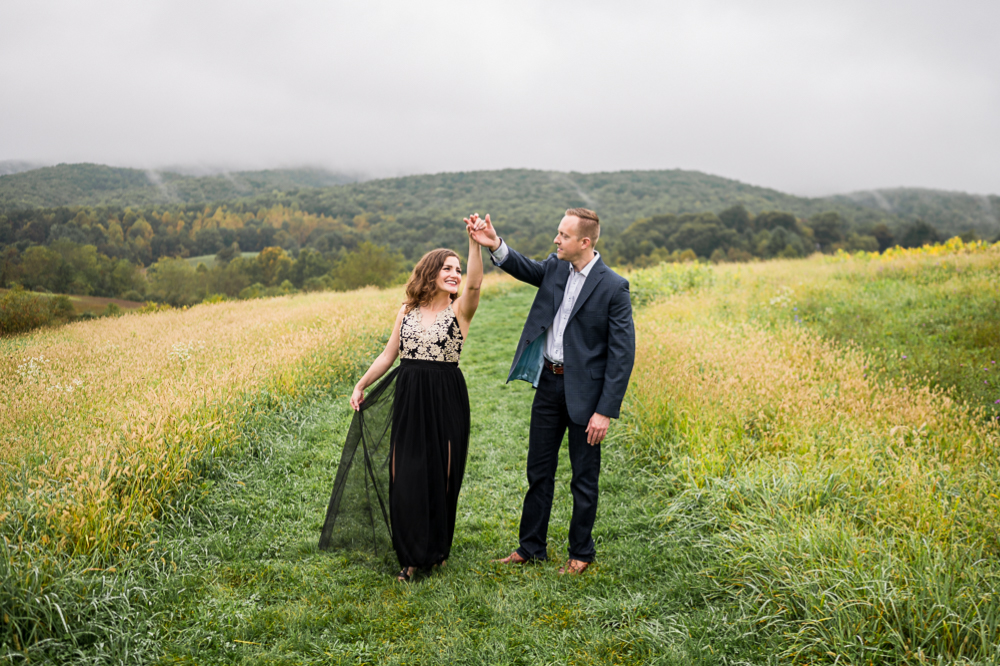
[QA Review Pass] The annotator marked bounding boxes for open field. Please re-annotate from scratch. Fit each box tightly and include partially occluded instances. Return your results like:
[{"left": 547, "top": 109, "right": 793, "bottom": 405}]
[
  {"left": 0, "top": 288, "right": 145, "bottom": 316},
  {"left": 58, "top": 293, "right": 146, "bottom": 315},
  {"left": 186, "top": 252, "right": 260, "bottom": 269},
  {"left": 2, "top": 244, "right": 999, "bottom": 663},
  {"left": 756, "top": 239, "right": 1000, "bottom": 418}
]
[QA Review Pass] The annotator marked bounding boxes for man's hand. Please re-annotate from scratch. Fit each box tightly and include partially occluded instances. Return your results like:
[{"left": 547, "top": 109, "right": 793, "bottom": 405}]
[
  {"left": 586, "top": 413, "right": 610, "bottom": 445},
  {"left": 464, "top": 213, "right": 500, "bottom": 251}
]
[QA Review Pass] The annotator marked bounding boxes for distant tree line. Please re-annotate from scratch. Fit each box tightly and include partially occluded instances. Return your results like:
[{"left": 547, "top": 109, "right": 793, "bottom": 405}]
[
  {"left": 0, "top": 195, "right": 975, "bottom": 329},
  {"left": 0, "top": 238, "right": 406, "bottom": 335},
  {"left": 143, "top": 241, "right": 404, "bottom": 307},
  {"left": 603, "top": 205, "right": 953, "bottom": 266},
  {"left": 0, "top": 203, "right": 410, "bottom": 304},
  {"left": 0, "top": 203, "right": 367, "bottom": 268}
]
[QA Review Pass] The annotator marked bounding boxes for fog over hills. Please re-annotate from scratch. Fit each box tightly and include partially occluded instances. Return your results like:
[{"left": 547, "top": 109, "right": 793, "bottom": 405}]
[
  {"left": 830, "top": 189, "right": 1000, "bottom": 240},
  {"left": 4, "top": 2, "right": 998, "bottom": 198},
  {"left": 0, "top": 160, "right": 47, "bottom": 176}
]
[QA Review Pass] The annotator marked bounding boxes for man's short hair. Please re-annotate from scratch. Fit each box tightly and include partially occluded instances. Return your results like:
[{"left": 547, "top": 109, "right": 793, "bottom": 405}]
[{"left": 565, "top": 208, "right": 600, "bottom": 246}]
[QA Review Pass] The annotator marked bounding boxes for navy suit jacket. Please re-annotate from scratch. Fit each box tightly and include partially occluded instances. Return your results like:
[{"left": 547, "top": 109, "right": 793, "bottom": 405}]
[{"left": 494, "top": 246, "right": 635, "bottom": 425}]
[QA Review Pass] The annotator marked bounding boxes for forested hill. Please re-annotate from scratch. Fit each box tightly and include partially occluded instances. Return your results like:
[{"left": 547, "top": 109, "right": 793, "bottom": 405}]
[
  {"left": 3, "top": 164, "right": 892, "bottom": 226},
  {"left": 248, "top": 168, "right": 1000, "bottom": 257},
  {"left": 198, "top": 168, "right": 931, "bottom": 259},
  {"left": 5, "top": 164, "right": 998, "bottom": 244},
  {"left": 0, "top": 163, "right": 361, "bottom": 211},
  {"left": 829, "top": 188, "right": 1000, "bottom": 240},
  {"left": 248, "top": 168, "right": 896, "bottom": 230},
  {"left": 4, "top": 164, "right": 997, "bottom": 310}
]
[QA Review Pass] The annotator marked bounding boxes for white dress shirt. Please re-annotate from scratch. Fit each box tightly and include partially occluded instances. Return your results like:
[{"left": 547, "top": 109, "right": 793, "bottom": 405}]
[{"left": 491, "top": 240, "right": 601, "bottom": 365}]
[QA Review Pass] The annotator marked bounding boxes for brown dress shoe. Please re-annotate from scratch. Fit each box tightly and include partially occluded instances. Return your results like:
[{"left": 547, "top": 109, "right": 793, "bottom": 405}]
[
  {"left": 493, "top": 550, "right": 528, "bottom": 564},
  {"left": 557, "top": 559, "right": 590, "bottom": 575}
]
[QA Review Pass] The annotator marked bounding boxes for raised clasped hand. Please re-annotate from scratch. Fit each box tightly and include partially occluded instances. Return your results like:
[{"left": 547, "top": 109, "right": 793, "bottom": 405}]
[{"left": 463, "top": 212, "right": 498, "bottom": 249}]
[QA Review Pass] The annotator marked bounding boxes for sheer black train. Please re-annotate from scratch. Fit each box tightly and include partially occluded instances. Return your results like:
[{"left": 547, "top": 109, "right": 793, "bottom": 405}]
[{"left": 319, "top": 306, "right": 470, "bottom": 570}]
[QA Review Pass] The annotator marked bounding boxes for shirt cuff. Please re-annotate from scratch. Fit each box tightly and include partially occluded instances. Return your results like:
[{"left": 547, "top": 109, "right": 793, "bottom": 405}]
[{"left": 490, "top": 238, "right": 509, "bottom": 265}]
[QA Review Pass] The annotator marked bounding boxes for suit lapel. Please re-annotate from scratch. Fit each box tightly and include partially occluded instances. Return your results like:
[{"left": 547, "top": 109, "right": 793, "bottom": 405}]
[
  {"left": 568, "top": 261, "right": 607, "bottom": 322},
  {"left": 552, "top": 262, "right": 569, "bottom": 317}
]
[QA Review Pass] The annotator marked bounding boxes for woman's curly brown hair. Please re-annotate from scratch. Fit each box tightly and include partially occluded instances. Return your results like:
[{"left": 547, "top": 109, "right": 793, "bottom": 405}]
[{"left": 403, "top": 248, "right": 461, "bottom": 313}]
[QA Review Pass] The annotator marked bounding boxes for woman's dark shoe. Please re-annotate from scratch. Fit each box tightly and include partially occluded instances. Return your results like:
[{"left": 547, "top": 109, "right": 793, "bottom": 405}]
[{"left": 397, "top": 567, "right": 414, "bottom": 582}]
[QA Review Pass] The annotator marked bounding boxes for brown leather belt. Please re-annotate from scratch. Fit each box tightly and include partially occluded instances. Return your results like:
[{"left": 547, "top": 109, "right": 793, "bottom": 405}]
[{"left": 543, "top": 359, "right": 564, "bottom": 375}]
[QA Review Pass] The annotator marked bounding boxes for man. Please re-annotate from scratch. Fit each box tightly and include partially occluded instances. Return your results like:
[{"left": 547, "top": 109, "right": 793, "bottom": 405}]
[{"left": 467, "top": 208, "right": 635, "bottom": 574}]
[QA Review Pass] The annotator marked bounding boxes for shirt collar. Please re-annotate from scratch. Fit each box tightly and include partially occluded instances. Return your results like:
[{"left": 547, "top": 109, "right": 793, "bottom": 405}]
[{"left": 570, "top": 251, "right": 601, "bottom": 277}]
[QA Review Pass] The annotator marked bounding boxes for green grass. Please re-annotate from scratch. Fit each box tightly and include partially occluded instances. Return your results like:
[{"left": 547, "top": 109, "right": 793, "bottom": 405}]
[
  {"left": 123, "top": 286, "right": 750, "bottom": 665},
  {"left": 622, "top": 254, "right": 1000, "bottom": 664},
  {"left": 10, "top": 250, "right": 998, "bottom": 664}
]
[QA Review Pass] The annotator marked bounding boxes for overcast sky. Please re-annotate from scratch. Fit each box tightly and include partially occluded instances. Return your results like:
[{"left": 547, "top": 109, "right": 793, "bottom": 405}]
[{"left": 1, "top": 0, "right": 998, "bottom": 196}]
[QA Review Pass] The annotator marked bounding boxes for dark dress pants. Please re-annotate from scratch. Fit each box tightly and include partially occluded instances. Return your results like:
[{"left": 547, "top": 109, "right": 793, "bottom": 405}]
[{"left": 515, "top": 369, "right": 601, "bottom": 563}]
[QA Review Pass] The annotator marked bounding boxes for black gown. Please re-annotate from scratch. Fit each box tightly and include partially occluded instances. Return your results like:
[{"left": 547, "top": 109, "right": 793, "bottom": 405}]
[{"left": 319, "top": 304, "right": 470, "bottom": 570}]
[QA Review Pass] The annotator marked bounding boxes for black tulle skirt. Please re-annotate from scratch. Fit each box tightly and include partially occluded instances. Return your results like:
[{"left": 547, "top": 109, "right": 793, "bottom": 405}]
[{"left": 319, "top": 359, "right": 470, "bottom": 569}]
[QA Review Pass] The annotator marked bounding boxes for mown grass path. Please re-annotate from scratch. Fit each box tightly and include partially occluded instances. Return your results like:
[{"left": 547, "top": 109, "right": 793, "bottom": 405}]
[{"left": 155, "top": 286, "right": 749, "bottom": 665}]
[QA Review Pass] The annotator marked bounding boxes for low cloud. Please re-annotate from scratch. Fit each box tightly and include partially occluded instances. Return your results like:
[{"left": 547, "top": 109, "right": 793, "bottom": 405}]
[{"left": 1, "top": 0, "right": 997, "bottom": 195}]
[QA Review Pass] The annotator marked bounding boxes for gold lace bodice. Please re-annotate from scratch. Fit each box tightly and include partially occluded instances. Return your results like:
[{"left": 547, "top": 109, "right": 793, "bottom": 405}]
[{"left": 399, "top": 304, "right": 464, "bottom": 363}]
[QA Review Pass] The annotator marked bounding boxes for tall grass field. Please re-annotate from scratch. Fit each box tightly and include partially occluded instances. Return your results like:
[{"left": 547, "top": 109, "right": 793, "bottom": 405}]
[
  {"left": 1, "top": 288, "right": 399, "bottom": 656},
  {"left": 625, "top": 239, "right": 1000, "bottom": 663},
  {"left": 1, "top": 242, "right": 998, "bottom": 664}
]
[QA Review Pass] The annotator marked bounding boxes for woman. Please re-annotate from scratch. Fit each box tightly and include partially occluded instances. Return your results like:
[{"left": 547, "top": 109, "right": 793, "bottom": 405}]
[{"left": 318, "top": 215, "right": 485, "bottom": 582}]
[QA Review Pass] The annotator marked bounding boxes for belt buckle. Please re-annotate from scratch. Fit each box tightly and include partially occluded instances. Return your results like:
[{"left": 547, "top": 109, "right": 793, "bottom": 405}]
[{"left": 547, "top": 360, "right": 564, "bottom": 375}]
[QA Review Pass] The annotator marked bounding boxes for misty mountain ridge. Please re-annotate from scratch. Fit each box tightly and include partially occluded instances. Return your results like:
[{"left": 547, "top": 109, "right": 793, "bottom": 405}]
[
  {"left": 1, "top": 163, "right": 997, "bottom": 240},
  {"left": 830, "top": 188, "right": 1000, "bottom": 239},
  {"left": 0, "top": 163, "right": 363, "bottom": 211}
]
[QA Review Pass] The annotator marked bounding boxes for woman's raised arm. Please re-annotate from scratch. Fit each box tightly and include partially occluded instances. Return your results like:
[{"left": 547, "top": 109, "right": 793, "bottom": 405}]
[{"left": 456, "top": 215, "right": 485, "bottom": 332}]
